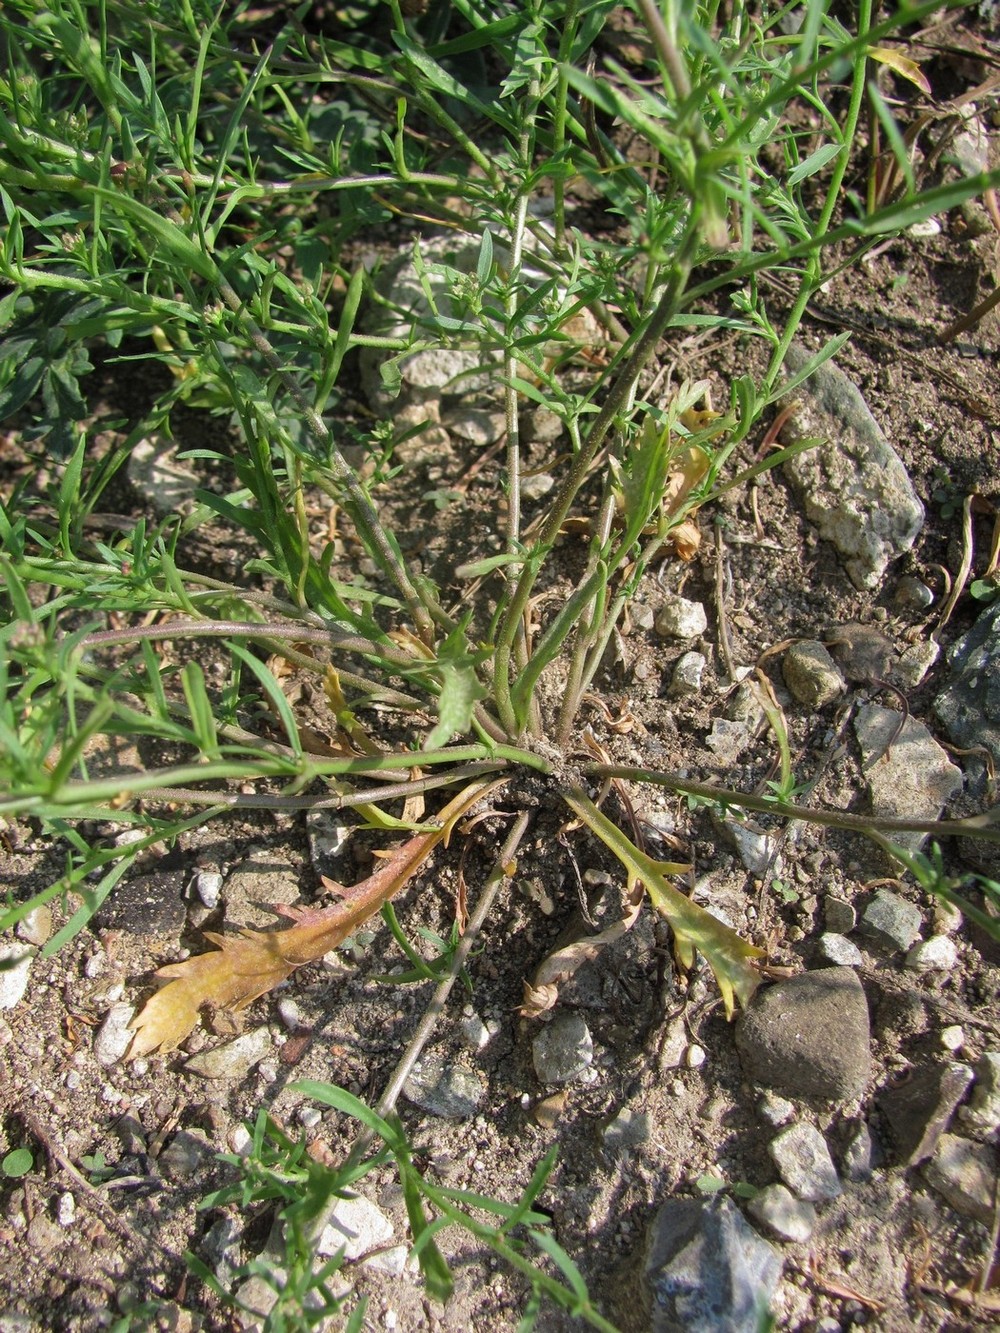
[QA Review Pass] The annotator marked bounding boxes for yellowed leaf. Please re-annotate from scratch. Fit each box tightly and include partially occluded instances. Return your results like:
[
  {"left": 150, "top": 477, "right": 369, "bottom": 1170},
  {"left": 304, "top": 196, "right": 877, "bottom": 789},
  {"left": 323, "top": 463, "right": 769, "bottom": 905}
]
[
  {"left": 128, "top": 780, "right": 501, "bottom": 1056},
  {"left": 869, "top": 46, "right": 932, "bottom": 97}
]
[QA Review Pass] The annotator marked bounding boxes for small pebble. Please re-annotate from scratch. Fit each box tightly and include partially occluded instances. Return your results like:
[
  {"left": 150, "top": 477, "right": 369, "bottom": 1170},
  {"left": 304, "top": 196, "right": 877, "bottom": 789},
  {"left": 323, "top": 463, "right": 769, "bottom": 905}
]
[
  {"left": 817, "top": 933, "right": 864, "bottom": 967},
  {"left": 685, "top": 1044, "right": 707, "bottom": 1069},
  {"left": 905, "top": 935, "right": 958, "bottom": 972},
  {"left": 55, "top": 1193, "right": 76, "bottom": 1228},
  {"left": 769, "top": 1122, "right": 842, "bottom": 1202},
  {"left": 669, "top": 651, "right": 707, "bottom": 696},
  {"left": 16, "top": 906, "right": 52, "bottom": 947},
  {"left": 194, "top": 871, "right": 223, "bottom": 910},
  {"left": 940, "top": 1026, "right": 964, "bottom": 1054},
  {"left": 93, "top": 1003, "right": 136, "bottom": 1067},
  {"left": 298, "top": 1106, "right": 322, "bottom": 1130},
  {"left": 824, "top": 896, "right": 856, "bottom": 934},
  {"left": 654, "top": 595, "right": 707, "bottom": 640},
  {"left": 757, "top": 1094, "right": 796, "bottom": 1128},
  {"left": 276, "top": 998, "right": 306, "bottom": 1032},
  {"left": 893, "top": 576, "right": 934, "bottom": 612},
  {"left": 0, "top": 945, "right": 33, "bottom": 1010}
]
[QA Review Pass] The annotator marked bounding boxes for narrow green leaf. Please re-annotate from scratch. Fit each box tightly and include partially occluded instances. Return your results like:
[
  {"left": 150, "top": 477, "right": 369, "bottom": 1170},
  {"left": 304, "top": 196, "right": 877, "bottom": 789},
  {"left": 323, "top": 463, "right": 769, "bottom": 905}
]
[
  {"left": 180, "top": 661, "right": 219, "bottom": 759},
  {"left": 228, "top": 642, "right": 302, "bottom": 757},
  {"left": 786, "top": 142, "right": 843, "bottom": 188}
]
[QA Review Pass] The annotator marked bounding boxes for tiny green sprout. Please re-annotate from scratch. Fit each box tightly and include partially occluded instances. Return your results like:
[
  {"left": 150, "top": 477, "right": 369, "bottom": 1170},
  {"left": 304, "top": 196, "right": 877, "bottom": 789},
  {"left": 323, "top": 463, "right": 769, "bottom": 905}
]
[
  {"left": 2, "top": 1148, "right": 33, "bottom": 1179},
  {"left": 772, "top": 879, "right": 799, "bottom": 905}
]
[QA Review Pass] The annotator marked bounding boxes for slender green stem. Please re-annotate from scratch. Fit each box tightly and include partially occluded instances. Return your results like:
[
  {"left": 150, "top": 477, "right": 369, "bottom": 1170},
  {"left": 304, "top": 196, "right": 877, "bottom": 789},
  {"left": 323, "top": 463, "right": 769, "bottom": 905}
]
[
  {"left": 492, "top": 221, "right": 701, "bottom": 733},
  {"left": 762, "top": 0, "right": 872, "bottom": 395}
]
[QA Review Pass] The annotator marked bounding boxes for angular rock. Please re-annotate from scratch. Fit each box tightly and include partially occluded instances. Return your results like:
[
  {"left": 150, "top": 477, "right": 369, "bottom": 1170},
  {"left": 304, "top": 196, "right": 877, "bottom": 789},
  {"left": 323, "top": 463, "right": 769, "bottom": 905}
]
[
  {"left": 924, "top": 1134, "right": 998, "bottom": 1225},
  {"left": 706, "top": 719, "right": 754, "bottom": 764},
  {"left": 746, "top": 1184, "right": 817, "bottom": 1243},
  {"left": 859, "top": 888, "right": 923, "bottom": 952},
  {"left": 877, "top": 1062, "right": 974, "bottom": 1165},
  {"left": 768, "top": 1122, "right": 841, "bottom": 1202},
  {"left": 532, "top": 1012, "right": 594, "bottom": 1086},
  {"left": 159, "top": 1128, "right": 213, "bottom": 1180},
  {"left": 934, "top": 600, "right": 1000, "bottom": 765},
  {"left": 93, "top": 1002, "right": 136, "bottom": 1067},
  {"left": 780, "top": 343, "right": 924, "bottom": 589},
  {"left": 894, "top": 640, "right": 940, "bottom": 689},
  {"left": 959, "top": 1051, "right": 1000, "bottom": 1139},
  {"left": 0, "top": 944, "right": 33, "bottom": 1011},
  {"left": 854, "top": 705, "right": 963, "bottom": 855},
  {"left": 655, "top": 596, "right": 707, "bottom": 640},
  {"left": 714, "top": 814, "right": 782, "bottom": 879},
  {"left": 782, "top": 641, "right": 846, "bottom": 708},
  {"left": 317, "top": 1194, "right": 393, "bottom": 1260},
  {"left": 184, "top": 1026, "right": 273, "bottom": 1080},
  {"left": 670, "top": 651, "right": 707, "bottom": 697},
  {"left": 842, "top": 1121, "right": 876, "bottom": 1182},
  {"left": 735, "top": 967, "right": 871, "bottom": 1102},
  {"left": 817, "top": 933, "right": 864, "bottom": 967},
  {"left": 403, "top": 1053, "right": 485, "bottom": 1117},
  {"left": 824, "top": 896, "right": 856, "bottom": 934},
  {"left": 645, "top": 1195, "right": 782, "bottom": 1333}
]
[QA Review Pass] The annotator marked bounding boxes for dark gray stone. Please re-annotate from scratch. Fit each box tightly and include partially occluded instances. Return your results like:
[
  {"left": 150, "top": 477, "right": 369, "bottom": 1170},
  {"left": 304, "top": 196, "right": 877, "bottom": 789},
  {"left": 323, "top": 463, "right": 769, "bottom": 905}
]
[
  {"left": 877, "top": 1062, "right": 974, "bottom": 1165},
  {"left": 645, "top": 1195, "right": 782, "bottom": 1333},
  {"left": 934, "top": 600, "right": 1000, "bottom": 765},
  {"left": 735, "top": 968, "right": 871, "bottom": 1102},
  {"left": 859, "top": 887, "right": 923, "bottom": 952},
  {"left": 95, "top": 871, "right": 186, "bottom": 938}
]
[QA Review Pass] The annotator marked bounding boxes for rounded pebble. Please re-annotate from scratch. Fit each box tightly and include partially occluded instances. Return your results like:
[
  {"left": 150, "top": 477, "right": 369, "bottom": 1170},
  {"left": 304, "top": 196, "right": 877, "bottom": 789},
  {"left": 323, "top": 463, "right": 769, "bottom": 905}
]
[{"left": 905, "top": 935, "right": 959, "bottom": 972}]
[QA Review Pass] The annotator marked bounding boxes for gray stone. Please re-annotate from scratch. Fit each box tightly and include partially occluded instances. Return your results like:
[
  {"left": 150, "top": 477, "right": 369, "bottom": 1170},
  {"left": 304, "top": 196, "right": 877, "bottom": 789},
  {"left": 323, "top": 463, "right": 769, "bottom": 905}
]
[
  {"left": 202, "top": 1214, "right": 243, "bottom": 1286},
  {"left": 782, "top": 641, "right": 846, "bottom": 708},
  {"left": 768, "top": 1122, "right": 841, "bottom": 1201},
  {"left": 670, "top": 651, "right": 707, "bottom": 697},
  {"left": 706, "top": 719, "right": 754, "bottom": 764},
  {"left": 448, "top": 406, "right": 505, "bottom": 445},
  {"left": 602, "top": 1109, "right": 651, "bottom": 1156},
  {"left": 757, "top": 1094, "right": 796, "bottom": 1128},
  {"left": 194, "top": 870, "right": 223, "bottom": 910},
  {"left": 714, "top": 815, "right": 782, "bottom": 879},
  {"left": 403, "top": 1053, "right": 486, "bottom": 1117},
  {"left": 893, "top": 576, "right": 935, "bottom": 612},
  {"left": 854, "top": 705, "right": 963, "bottom": 855},
  {"left": 959, "top": 1051, "right": 1000, "bottom": 1139},
  {"left": 817, "top": 933, "right": 863, "bottom": 967},
  {"left": 894, "top": 640, "right": 940, "bottom": 689},
  {"left": 159, "top": 1128, "right": 213, "bottom": 1180},
  {"left": 746, "top": 1184, "right": 817, "bottom": 1243},
  {"left": 824, "top": 896, "right": 856, "bottom": 934},
  {"left": 924, "top": 1134, "right": 998, "bottom": 1225},
  {"left": 521, "top": 405, "right": 565, "bottom": 443},
  {"left": 934, "top": 600, "right": 1000, "bottom": 766},
  {"left": 93, "top": 1002, "right": 136, "bottom": 1067},
  {"left": 655, "top": 595, "right": 707, "bottom": 640},
  {"left": 520, "top": 472, "right": 555, "bottom": 501},
  {"left": 645, "top": 1195, "right": 782, "bottom": 1333},
  {"left": 842, "top": 1121, "right": 876, "bottom": 1181},
  {"left": 905, "top": 934, "right": 959, "bottom": 971},
  {"left": 780, "top": 343, "right": 924, "bottom": 589},
  {"left": 184, "top": 1026, "right": 273, "bottom": 1080},
  {"left": 877, "top": 1062, "right": 974, "bottom": 1166},
  {"left": 532, "top": 1012, "right": 594, "bottom": 1085},
  {"left": 305, "top": 810, "right": 353, "bottom": 880},
  {"left": 735, "top": 968, "right": 871, "bottom": 1102},
  {"left": 859, "top": 887, "right": 923, "bottom": 952}
]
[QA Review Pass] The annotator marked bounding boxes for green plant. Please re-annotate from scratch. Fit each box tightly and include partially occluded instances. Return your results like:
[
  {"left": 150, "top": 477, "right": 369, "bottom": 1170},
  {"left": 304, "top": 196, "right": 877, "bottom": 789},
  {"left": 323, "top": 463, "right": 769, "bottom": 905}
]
[{"left": 1, "top": 0, "right": 999, "bottom": 1322}]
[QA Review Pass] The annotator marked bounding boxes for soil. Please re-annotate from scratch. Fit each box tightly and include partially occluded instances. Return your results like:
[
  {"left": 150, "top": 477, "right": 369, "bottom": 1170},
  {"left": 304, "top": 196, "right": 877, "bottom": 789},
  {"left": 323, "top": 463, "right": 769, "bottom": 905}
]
[{"left": 2, "top": 19, "right": 1000, "bottom": 1333}]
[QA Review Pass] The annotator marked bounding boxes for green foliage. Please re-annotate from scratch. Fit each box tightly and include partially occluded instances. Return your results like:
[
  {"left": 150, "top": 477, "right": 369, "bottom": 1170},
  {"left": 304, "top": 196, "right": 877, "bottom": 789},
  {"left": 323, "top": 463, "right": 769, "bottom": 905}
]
[{"left": 1, "top": 0, "right": 998, "bottom": 1323}]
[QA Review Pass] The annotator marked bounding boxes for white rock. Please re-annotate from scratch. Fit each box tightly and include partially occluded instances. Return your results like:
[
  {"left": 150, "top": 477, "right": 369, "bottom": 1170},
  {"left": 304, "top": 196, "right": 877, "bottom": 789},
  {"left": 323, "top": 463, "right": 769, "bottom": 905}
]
[
  {"left": 318, "top": 1195, "right": 393, "bottom": 1261},
  {"left": 940, "top": 1025, "right": 964, "bottom": 1053},
  {"left": 0, "top": 945, "right": 32, "bottom": 1010},
  {"left": 905, "top": 935, "right": 958, "bottom": 972},
  {"left": 56, "top": 1193, "right": 76, "bottom": 1227},
  {"left": 93, "top": 1003, "right": 137, "bottom": 1067},
  {"left": 195, "top": 871, "right": 223, "bottom": 910}
]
